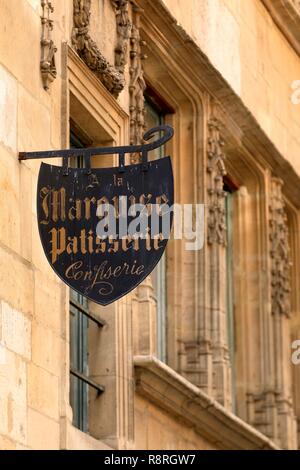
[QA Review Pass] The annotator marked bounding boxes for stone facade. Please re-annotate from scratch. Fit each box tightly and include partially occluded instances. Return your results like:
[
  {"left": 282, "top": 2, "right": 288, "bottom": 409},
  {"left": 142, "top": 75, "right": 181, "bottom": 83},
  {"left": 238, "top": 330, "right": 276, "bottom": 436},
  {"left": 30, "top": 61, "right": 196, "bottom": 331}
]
[{"left": 0, "top": 0, "right": 300, "bottom": 450}]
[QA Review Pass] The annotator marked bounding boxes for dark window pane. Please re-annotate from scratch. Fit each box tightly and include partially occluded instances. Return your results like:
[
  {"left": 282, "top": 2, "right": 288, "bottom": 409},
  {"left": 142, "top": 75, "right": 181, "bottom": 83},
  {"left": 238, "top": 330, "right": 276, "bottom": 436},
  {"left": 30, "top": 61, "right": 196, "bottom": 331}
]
[
  {"left": 144, "top": 96, "right": 167, "bottom": 362},
  {"left": 225, "top": 189, "right": 236, "bottom": 413},
  {"left": 69, "top": 131, "right": 89, "bottom": 433}
]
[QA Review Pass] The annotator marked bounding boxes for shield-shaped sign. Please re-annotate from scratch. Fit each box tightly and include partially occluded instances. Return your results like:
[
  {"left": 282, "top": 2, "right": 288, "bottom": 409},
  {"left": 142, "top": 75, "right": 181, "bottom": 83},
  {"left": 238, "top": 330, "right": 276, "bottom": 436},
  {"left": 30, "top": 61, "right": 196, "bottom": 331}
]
[{"left": 35, "top": 126, "right": 174, "bottom": 305}]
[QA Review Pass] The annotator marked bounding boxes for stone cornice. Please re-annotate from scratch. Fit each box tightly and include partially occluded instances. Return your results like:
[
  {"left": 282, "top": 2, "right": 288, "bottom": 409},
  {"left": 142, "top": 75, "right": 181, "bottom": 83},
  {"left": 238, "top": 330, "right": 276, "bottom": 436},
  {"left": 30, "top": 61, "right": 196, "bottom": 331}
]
[
  {"left": 261, "top": 0, "right": 300, "bottom": 57},
  {"left": 72, "top": 0, "right": 125, "bottom": 97},
  {"left": 134, "top": 356, "right": 279, "bottom": 450}
]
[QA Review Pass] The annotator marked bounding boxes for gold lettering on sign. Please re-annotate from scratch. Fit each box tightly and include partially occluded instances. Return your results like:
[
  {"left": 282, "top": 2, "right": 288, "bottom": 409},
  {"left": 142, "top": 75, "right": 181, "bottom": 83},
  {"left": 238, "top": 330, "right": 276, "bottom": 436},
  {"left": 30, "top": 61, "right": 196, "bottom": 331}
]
[
  {"left": 48, "top": 228, "right": 165, "bottom": 263},
  {"left": 122, "top": 236, "right": 133, "bottom": 251},
  {"left": 108, "top": 237, "right": 119, "bottom": 254},
  {"left": 84, "top": 197, "right": 96, "bottom": 220},
  {"left": 65, "top": 260, "right": 145, "bottom": 296},
  {"left": 66, "top": 236, "right": 78, "bottom": 255},
  {"left": 153, "top": 234, "right": 165, "bottom": 251},
  {"left": 49, "top": 227, "right": 66, "bottom": 263},
  {"left": 41, "top": 187, "right": 169, "bottom": 224},
  {"left": 68, "top": 198, "right": 82, "bottom": 221},
  {"left": 140, "top": 193, "right": 153, "bottom": 215},
  {"left": 95, "top": 237, "right": 106, "bottom": 254},
  {"left": 42, "top": 187, "right": 168, "bottom": 265},
  {"left": 40, "top": 187, "right": 66, "bottom": 224},
  {"left": 145, "top": 232, "right": 151, "bottom": 251},
  {"left": 52, "top": 188, "right": 66, "bottom": 222}
]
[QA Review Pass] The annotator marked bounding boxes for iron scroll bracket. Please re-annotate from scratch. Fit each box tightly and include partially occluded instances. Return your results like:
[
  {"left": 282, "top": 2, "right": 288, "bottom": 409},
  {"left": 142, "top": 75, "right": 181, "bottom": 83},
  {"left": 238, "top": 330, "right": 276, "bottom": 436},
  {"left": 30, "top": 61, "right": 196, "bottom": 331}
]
[{"left": 19, "top": 125, "right": 174, "bottom": 175}]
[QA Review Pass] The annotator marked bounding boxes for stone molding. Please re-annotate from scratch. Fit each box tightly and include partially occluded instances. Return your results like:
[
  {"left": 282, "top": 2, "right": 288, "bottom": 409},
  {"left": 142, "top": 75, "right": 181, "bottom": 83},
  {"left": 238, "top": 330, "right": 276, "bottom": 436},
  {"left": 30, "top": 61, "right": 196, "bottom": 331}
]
[
  {"left": 134, "top": 356, "right": 279, "bottom": 450},
  {"left": 269, "top": 177, "right": 291, "bottom": 318},
  {"left": 111, "top": 0, "right": 132, "bottom": 74},
  {"left": 207, "top": 117, "right": 227, "bottom": 246},
  {"left": 247, "top": 389, "right": 297, "bottom": 448},
  {"left": 40, "top": 0, "right": 57, "bottom": 90},
  {"left": 138, "top": 0, "right": 300, "bottom": 208},
  {"left": 261, "top": 0, "right": 300, "bottom": 57},
  {"left": 129, "top": 2, "right": 147, "bottom": 155},
  {"left": 72, "top": 0, "right": 125, "bottom": 97},
  {"left": 128, "top": 2, "right": 154, "bottom": 361},
  {"left": 246, "top": 177, "right": 296, "bottom": 449},
  {"left": 67, "top": 46, "right": 129, "bottom": 127},
  {"left": 206, "top": 111, "right": 232, "bottom": 409}
]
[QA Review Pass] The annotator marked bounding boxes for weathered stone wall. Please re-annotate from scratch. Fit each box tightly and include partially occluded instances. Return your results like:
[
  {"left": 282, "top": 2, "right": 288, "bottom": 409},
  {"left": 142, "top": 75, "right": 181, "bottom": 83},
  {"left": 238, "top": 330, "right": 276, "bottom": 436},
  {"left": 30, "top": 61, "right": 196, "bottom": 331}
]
[
  {"left": 161, "top": 0, "right": 300, "bottom": 177},
  {"left": 0, "top": 0, "right": 72, "bottom": 450},
  {"left": 134, "top": 396, "right": 218, "bottom": 450}
]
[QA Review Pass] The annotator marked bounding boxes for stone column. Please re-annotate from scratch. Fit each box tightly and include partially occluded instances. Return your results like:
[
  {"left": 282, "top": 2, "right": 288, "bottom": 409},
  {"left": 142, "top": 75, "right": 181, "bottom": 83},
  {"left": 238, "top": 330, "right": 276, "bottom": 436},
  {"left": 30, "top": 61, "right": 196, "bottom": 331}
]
[
  {"left": 247, "top": 177, "right": 297, "bottom": 449},
  {"left": 128, "top": 2, "right": 157, "bottom": 357},
  {"left": 206, "top": 116, "right": 232, "bottom": 408}
]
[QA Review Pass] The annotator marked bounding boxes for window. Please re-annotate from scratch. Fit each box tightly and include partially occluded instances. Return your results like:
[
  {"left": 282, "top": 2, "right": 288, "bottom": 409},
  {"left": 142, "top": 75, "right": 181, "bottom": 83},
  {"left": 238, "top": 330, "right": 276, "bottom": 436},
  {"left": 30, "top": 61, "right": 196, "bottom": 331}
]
[
  {"left": 144, "top": 94, "right": 167, "bottom": 362},
  {"left": 224, "top": 180, "right": 236, "bottom": 412},
  {"left": 69, "top": 130, "right": 89, "bottom": 431},
  {"left": 67, "top": 48, "right": 130, "bottom": 442},
  {"left": 70, "top": 290, "right": 89, "bottom": 432},
  {"left": 69, "top": 128, "right": 104, "bottom": 433}
]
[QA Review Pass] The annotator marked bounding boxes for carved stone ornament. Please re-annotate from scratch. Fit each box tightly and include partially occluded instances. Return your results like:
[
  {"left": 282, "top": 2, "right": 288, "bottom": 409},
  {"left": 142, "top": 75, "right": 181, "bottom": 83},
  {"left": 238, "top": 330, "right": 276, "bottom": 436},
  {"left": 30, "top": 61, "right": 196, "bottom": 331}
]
[
  {"left": 111, "top": 0, "right": 132, "bottom": 74},
  {"left": 40, "top": 0, "right": 57, "bottom": 90},
  {"left": 129, "top": 5, "right": 147, "bottom": 164},
  {"left": 72, "top": 0, "right": 125, "bottom": 97},
  {"left": 207, "top": 118, "right": 227, "bottom": 246},
  {"left": 269, "top": 177, "right": 291, "bottom": 317}
]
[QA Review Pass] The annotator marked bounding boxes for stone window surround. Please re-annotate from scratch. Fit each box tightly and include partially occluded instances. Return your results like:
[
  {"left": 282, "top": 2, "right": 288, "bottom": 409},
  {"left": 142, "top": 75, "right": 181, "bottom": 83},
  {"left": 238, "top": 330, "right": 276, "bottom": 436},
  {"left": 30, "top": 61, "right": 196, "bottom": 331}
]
[
  {"left": 287, "top": 200, "right": 300, "bottom": 447},
  {"left": 134, "top": 355, "right": 278, "bottom": 450},
  {"left": 139, "top": 0, "right": 300, "bottom": 449},
  {"left": 60, "top": 45, "right": 132, "bottom": 450},
  {"left": 61, "top": 0, "right": 300, "bottom": 450},
  {"left": 62, "top": 38, "right": 280, "bottom": 451},
  {"left": 224, "top": 146, "right": 299, "bottom": 449}
]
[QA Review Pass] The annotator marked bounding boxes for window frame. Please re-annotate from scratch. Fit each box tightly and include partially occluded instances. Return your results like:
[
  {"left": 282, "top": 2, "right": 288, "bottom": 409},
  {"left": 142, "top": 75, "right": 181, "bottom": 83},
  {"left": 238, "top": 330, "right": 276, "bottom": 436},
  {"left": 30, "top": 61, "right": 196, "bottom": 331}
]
[
  {"left": 69, "top": 128, "right": 105, "bottom": 434},
  {"left": 144, "top": 93, "right": 169, "bottom": 362},
  {"left": 64, "top": 44, "right": 131, "bottom": 447}
]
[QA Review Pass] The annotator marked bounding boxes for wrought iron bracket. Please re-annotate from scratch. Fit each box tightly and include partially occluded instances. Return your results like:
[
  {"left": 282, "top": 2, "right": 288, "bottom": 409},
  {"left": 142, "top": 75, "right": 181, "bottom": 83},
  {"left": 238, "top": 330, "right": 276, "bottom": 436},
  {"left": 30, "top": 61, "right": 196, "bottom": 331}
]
[
  {"left": 19, "top": 125, "right": 174, "bottom": 174},
  {"left": 70, "top": 368, "right": 105, "bottom": 396}
]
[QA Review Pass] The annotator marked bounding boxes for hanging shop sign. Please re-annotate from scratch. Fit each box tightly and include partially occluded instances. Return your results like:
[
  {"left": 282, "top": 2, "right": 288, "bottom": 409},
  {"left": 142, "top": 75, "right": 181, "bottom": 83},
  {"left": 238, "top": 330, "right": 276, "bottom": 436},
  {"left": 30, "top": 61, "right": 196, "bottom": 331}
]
[{"left": 19, "top": 126, "right": 174, "bottom": 305}]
